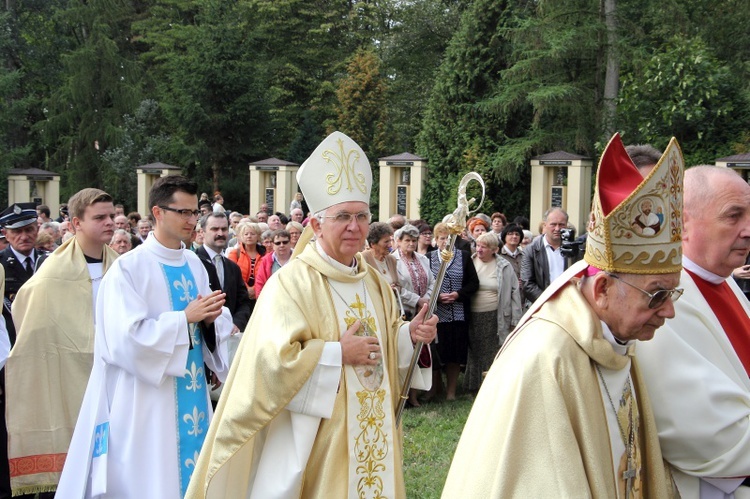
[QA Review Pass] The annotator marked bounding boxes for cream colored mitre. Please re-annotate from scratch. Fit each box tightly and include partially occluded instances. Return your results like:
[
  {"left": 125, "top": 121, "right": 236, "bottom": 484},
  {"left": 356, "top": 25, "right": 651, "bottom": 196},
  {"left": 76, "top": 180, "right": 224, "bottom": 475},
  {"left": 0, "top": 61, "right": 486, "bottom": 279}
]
[
  {"left": 296, "top": 131, "right": 373, "bottom": 214},
  {"left": 584, "top": 133, "right": 684, "bottom": 274}
]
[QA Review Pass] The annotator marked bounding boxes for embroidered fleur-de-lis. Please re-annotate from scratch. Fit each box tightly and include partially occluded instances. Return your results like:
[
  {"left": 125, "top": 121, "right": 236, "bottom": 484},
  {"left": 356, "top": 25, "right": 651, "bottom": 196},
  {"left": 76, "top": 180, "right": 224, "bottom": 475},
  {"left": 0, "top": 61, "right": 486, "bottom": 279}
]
[
  {"left": 92, "top": 423, "right": 109, "bottom": 457},
  {"left": 184, "top": 361, "right": 204, "bottom": 392},
  {"left": 185, "top": 450, "right": 200, "bottom": 469},
  {"left": 174, "top": 274, "right": 195, "bottom": 303},
  {"left": 183, "top": 407, "right": 206, "bottom": 436},
  {"left": 323, "top": 138, "right": 367, "bottom": 195},
  {"left": 189, "top": 323, "right": 201, "bottom": 346}
]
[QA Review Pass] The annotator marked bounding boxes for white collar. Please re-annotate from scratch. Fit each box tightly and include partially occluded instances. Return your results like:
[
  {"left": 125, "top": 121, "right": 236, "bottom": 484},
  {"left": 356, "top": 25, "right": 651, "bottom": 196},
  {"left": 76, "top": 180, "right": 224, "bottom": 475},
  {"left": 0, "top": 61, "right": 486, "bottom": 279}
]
[
  {"left": 543, "top": 235, "right": 560, "bottom": 252},
  {"left": 203, "top": 245, "right": 222, "bottom": 261},
  {"left": 144, "top": 232, "right": 185, "bottom": 262},
  {"left": 10, "top": 245, "right": 34, "bottom": 263},
  {"left": 600, "top": 321, "right": 631, "bottom": 356},
  {"left": 682, "top": 255, "right": 726, "bottom": 284},
  {"left": 316, "top": 241, "right": 358, "bottom": 275},
  {"left": 503, "top": 245, "right": 519, "bottom": 257}
]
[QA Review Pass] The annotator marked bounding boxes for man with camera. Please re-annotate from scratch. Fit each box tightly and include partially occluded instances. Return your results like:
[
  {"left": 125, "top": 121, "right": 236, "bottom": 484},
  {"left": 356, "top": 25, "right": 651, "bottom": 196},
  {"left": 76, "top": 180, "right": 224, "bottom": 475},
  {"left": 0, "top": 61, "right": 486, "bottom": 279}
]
[{"left": 520, "top": 207, "right": 569, "bottom": 304}]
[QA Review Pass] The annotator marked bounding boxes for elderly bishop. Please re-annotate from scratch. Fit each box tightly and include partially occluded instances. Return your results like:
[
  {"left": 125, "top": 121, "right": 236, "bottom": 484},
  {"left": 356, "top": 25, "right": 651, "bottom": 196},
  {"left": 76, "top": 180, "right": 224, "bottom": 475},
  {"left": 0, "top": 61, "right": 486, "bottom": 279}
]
[
  {"left": 187, "top": 131, "right": 437, "bottom": 499},
  {"left": 442, "top": 134, "right": 683, "bottom": 497}
]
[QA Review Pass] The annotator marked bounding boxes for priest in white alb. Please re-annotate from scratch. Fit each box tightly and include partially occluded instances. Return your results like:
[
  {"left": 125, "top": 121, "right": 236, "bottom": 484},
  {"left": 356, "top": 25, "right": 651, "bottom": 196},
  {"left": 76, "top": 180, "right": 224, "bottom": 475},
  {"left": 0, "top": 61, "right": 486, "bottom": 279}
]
[
  {"left": 638, "top": 165, "right": 750, "bottom": 499},
  {"left": 442, "top": 134, "right": 684, "bottom": 498},
  {"left": 57, "top": 175, "right": 232, "bottom": 498},
  {"left": 186, "top": 131, "right": 437, "bottom": 499}
]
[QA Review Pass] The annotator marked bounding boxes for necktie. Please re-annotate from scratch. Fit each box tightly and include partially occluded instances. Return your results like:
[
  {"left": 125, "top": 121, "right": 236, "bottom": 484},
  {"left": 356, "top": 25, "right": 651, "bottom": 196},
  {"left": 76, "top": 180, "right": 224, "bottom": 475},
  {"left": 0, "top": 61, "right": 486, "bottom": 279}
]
[
  {"left": 23, "top": 258, "right": 33, "bottom": 277},
  {"left": 213, "top": 254, "right": 224, "bottom": 289}
]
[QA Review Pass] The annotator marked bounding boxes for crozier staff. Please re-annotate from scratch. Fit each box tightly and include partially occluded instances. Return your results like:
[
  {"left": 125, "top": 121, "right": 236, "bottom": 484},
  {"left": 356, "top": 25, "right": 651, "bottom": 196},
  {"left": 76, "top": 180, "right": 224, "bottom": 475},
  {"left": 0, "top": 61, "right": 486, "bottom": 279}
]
[{"left": 187, "top": 131, "right": 437, "bottom": 499}]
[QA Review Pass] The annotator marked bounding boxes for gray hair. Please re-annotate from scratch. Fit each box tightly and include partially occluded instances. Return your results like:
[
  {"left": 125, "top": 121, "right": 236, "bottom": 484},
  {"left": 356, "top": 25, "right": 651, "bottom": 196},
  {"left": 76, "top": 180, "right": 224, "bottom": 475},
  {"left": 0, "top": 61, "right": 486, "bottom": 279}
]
[
  {"left": 543, "top": 207, "right": 569, "bottom": 222},
  {"left": 199, "top": 211, "right": 227, "bottom": 229},
  {"left": 286, "top": 221, "right": 303, "bottom": 233},
  {"left": 625, "top": 144, "right": 662, "bottom": 169},
  {"left": 395, "top": 224, "right": 419, "bottom": 240},
  {"left": 111, "top": 228, "right": 132, "bottom": 244}
]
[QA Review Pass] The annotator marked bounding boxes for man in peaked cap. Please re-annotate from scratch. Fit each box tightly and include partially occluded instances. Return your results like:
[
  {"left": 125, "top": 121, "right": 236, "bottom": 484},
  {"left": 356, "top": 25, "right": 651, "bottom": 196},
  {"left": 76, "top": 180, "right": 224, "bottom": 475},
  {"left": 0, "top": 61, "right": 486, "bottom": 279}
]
[
  {"left": 442, "top": 134, "right": 684, "bottom": 498},
  {"left": 187, "top": 131, "right": 438, "bottom": 499},
  {"left": 0, "top": 202, "right": 45, "bottom": 498},
  {"left": 638, "top": 165, "right": 750, "bottom": 498},
  {"left": 0, "top": 203, "right": 46, "bottom": 342}
]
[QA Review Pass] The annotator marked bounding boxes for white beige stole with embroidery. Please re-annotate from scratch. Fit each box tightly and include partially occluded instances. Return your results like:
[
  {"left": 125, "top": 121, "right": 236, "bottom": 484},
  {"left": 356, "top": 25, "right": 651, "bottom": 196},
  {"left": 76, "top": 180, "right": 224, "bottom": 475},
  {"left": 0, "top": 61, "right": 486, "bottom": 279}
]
[{"left": 328, "top": 278, "right": 398, "bottom": 499}]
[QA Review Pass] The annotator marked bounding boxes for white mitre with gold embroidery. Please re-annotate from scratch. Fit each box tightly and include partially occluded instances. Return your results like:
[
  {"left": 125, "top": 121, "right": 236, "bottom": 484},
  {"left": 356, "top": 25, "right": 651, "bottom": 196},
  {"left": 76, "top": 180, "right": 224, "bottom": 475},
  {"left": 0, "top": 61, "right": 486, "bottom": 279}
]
[
  {"left": 296, "top": 131, "right": 372, "bottom": 214},
  {"left": 584, "top": 133, "right": 684, "bottom": 274}
]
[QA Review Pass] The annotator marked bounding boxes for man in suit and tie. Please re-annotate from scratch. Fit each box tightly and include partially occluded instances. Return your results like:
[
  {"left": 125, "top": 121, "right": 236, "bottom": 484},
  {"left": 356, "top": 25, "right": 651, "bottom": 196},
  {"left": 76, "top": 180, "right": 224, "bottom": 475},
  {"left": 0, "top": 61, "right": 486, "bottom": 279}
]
[
  {"left": 195, "top": 212, "right": 252, "bottom": 400},
  {"left": 195, "top": 212, "right": 252, "bottom": 335},
  {"left": 0, "top": 202, "right": 48, "bottom": 498}
]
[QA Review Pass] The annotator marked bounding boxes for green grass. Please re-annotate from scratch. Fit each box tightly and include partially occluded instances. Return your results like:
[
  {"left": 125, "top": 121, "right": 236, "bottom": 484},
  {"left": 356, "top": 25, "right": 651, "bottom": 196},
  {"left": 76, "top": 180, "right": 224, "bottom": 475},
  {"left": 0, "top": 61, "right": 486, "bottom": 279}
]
[{"left": 401, "top": 386, "right": 474, "bottom": 499}]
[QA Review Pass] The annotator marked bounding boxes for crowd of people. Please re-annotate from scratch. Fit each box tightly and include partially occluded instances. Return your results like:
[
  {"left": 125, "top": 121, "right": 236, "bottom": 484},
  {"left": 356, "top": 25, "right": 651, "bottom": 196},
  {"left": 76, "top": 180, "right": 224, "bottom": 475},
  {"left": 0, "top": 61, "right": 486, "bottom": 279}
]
[{"left": 0, "top": 130, "right": 746, "bottom": 498}]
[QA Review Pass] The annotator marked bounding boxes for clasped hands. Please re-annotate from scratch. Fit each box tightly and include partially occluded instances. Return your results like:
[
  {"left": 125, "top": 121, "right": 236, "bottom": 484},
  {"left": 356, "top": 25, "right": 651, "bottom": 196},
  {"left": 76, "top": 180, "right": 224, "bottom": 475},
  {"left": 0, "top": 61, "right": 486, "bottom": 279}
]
[
  {"left": 340, "top": 303, "right": 438, "bottom": 366},
  {"left": 184, "top": 289, "right": 225, "bottom": 325}
]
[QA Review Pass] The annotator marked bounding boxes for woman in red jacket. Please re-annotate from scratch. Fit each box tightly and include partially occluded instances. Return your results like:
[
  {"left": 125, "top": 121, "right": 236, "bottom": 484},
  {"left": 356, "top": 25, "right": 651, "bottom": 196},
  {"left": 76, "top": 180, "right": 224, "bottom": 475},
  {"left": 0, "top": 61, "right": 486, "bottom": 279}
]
[{"left": 227, "top": 222, "right": 266, "bottom": 315}]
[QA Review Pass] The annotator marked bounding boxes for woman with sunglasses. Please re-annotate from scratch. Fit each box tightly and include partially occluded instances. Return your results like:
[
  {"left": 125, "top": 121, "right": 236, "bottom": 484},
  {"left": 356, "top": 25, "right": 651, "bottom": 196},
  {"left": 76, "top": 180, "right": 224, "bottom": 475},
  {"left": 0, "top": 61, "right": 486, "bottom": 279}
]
[{"left": 254, "top": 229, "right": 292, "bottom": 298}]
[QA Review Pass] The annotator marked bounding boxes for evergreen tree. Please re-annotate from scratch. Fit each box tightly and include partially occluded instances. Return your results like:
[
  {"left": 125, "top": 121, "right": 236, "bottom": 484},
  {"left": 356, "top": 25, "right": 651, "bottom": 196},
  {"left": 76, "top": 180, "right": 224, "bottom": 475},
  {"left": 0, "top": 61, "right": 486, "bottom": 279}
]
[
  {"left": 335, "top": 48, "right": 391, "bottom": 217},
  {"left": 137, "top": 0, "right": 271, "bottom": 204},
  {"left": 417, "top": 0, "right": 529, "bottom": 224},
  {"left": 36, "top": 0, "right": 143, "bottom": 199}
]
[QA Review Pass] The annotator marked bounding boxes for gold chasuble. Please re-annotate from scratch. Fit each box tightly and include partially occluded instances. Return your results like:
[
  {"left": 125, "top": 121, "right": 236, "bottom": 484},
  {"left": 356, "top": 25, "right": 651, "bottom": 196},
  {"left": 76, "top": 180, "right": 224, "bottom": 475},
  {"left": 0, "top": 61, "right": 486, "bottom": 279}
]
[
  {"left": 186, "top": 242, "right": 409, "bottom": 499},
  {"left": 441, "top": 279, "right": 674, "bottom": 498}
]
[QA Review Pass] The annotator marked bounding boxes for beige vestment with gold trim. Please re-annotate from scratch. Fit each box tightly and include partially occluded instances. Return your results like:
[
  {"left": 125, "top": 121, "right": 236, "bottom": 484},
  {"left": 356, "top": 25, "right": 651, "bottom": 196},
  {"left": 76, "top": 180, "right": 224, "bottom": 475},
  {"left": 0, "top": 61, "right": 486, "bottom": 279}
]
[
  {"left": 187, "top": 242, "right": 423, "bottom": 498},
  {"left": 442, "top": 280, "right": 674, "bottom": 498},
  {"left": 6, "top": 238, "right": 118, "bottom": 495}
]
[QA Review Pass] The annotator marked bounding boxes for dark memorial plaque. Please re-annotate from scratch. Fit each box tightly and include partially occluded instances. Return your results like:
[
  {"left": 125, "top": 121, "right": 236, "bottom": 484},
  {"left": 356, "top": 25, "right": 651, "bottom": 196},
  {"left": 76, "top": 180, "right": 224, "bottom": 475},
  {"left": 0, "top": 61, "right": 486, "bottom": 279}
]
[
  {"left": 551, "top": 186, "right": 564, "bottom": 208},
  {"left": 397, "top": 185, "right": 408, "bottom": 216},
  {"left": 265, "top": 188, "right": 275, "bottom": 213}
]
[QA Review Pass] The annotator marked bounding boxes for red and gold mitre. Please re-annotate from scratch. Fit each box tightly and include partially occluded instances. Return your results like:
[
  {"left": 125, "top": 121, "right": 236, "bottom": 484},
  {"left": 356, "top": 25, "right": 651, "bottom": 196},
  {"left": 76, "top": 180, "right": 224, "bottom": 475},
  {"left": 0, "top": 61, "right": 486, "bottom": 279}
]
[{"left": 584, "top": 133, "right": 684, "bottom": 274}]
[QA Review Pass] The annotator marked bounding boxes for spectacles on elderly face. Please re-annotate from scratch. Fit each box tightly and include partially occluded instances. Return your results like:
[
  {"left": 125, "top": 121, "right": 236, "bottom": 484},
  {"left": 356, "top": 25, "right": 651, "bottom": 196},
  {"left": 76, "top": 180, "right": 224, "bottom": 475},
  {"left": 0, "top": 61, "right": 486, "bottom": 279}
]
[
  {"left": 606, "top": 272, "right": 684, "bottom": 309},
  {"left": 159, "top": 206, "right": 201, "bottom": 220},
  {"left": 324, "top": 211, "right": 371, "bottom": 224}
]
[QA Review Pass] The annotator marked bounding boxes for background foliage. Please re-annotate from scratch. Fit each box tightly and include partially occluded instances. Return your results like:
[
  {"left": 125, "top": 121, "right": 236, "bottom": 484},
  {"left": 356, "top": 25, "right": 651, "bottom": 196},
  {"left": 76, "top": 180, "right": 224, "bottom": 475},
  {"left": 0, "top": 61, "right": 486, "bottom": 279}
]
[{"left": 0, "top": 0, "right": 748, "bottom": 219}]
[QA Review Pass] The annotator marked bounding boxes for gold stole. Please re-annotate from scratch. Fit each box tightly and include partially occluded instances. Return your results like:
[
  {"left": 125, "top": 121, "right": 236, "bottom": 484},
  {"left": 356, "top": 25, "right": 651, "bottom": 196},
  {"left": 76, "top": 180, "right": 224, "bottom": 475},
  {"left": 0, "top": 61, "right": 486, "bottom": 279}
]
[{"left": 328, "top": 278, "right": 398, "bottom": 499}]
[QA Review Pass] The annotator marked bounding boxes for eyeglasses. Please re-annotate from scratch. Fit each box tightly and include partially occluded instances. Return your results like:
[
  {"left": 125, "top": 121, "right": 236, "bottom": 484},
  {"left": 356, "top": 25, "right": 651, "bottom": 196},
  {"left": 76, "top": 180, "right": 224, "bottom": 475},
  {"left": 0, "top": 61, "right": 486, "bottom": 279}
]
[
  {"left": 274, "top": 239, "right": 290, "bottom": 245},
  {"left": 159, "top": 206, "right": 201, "bottom": 220},
  {"left": 606, "top": 273, "right": 684, "bottom": 309},
  {"left": 420, "top": 232, "right": 433, "bottom": 237},
  {"left": 324, "top": 211, "right": 371, "bottom": 224}
]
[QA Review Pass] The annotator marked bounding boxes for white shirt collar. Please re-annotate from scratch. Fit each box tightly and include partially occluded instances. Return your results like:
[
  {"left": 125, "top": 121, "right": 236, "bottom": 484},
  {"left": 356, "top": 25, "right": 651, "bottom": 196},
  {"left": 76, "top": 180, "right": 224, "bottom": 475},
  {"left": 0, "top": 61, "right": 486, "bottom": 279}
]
[
  {"left": 203, "top": 245, "right": 222, "bottom": 261},
  {"left": 542, "top": 235, "right": 560, "bottom": 252},
  {"left": 682, "top": 255, "right": 725, "bottom": 284},
  {"left": 10, "top": 245, "right": 34, "bottom": 264},
  {"left": 503, "top": 245, "right": 519, "bottom": 257},
  {"left": 600, "top": 321, "right": 631, "bottom": 356}
]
